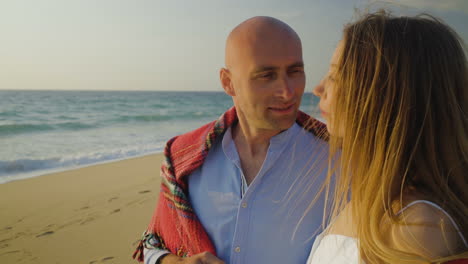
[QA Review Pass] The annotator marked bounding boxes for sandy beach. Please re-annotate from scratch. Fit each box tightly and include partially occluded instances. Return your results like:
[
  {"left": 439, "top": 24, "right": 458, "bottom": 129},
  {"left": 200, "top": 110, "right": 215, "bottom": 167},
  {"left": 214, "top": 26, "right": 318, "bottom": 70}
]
[{"left": 0, "top": 154, "right": 163, "bottom": 264}]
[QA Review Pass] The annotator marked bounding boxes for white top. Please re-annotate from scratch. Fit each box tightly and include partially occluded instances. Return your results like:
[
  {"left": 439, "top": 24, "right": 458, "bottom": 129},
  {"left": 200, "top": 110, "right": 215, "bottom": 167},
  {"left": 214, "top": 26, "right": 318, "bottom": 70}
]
[{"left": 306, "top": 200, "right": 467, "bottom": 264}]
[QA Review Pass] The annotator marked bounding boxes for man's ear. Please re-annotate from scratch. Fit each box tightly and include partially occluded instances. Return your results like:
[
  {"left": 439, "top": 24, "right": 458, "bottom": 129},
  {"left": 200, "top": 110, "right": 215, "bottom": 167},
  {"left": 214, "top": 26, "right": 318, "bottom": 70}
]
[{"left": 220, "top": 68, "right": 235, "bottom": 96}]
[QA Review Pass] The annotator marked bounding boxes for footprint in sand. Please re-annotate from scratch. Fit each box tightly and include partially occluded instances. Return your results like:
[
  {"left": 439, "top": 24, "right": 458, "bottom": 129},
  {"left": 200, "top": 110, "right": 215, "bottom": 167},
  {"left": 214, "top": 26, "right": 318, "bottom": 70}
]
[
  {"left": 108, "top": 197, "right": 119, "bottom": 202},
  {"left": 0, "top": 250, "right": 20, "bottom": 256},
  {"left": 80, "top": 217, "right": 95, "bottom": 225},
  {"left": 102, "top": 256, "right": 114, "bottom": 261},
  {"left": 56, "top": 219, "right": 82, "bottom": 230},
  {"left": 36, "top": 231, "right": 54, "bottom": 237},
  {"left": 89, "top": 256, "right": 115, "bottom": 263},
  {"left": 110, "top": 209, "right": 121, "bottom": 214},
  {"left": 0, "top": 238, "right": 11, "bottom": 244}
]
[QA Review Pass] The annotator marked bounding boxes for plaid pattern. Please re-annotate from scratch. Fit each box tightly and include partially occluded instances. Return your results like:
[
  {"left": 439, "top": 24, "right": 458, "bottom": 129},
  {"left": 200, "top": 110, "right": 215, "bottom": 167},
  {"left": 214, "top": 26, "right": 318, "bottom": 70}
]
[{"left": 133, "top": 106, "right": 328, "bottom": 261}]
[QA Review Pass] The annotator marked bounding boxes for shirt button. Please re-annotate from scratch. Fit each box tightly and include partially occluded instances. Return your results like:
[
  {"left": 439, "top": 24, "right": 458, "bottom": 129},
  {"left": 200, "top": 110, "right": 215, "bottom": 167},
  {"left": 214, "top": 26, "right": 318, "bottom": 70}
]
[
  {"left": 241, "top": 202, "right": 247, "bottom": 208},
  {"left": 235, "top": 246, "right": 241, "bottom": 253}
]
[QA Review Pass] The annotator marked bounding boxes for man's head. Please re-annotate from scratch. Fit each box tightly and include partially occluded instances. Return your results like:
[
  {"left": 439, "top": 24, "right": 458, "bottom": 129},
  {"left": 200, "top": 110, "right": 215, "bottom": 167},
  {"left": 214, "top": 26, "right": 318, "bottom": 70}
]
[{"left": 220, "top": 16, "right": 305, "bottom": 134}]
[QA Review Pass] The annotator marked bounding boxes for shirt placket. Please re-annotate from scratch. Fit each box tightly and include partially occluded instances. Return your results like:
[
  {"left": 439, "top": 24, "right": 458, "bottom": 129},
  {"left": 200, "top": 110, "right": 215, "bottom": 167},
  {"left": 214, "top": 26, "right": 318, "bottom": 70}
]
[
  {"left": 230, "top": 166, "right": 254, "bottom": 264},
  {"left": 229, "top": 149, "right": 277, "bottom": 264},
  {"left": 226, "top": 125, "right": 297, "bottom": 264}
]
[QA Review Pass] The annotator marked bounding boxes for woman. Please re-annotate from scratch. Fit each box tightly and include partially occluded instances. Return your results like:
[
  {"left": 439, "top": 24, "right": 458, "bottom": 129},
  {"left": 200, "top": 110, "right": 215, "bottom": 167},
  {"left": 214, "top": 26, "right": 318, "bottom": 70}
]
[{"left": 308, "top": 11, "right": 468, "bottom": 263}]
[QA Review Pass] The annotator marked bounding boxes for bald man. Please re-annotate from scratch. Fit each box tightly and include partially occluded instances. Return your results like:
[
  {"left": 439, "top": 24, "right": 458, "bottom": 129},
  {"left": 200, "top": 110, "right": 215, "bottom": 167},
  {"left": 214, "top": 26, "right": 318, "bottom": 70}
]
[{"left": 134, "top": 16, "right": 329, "bottom": 264}]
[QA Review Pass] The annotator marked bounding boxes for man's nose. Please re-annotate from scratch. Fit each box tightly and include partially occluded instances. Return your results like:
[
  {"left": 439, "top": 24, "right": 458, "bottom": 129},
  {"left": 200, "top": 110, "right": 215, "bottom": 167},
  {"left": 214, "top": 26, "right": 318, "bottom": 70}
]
[
  {"left": 277, "top": 76, "right": 295, "bottom": 100},
  {"left": 313, "top": 79, "right": 325, "bottom": 97}
]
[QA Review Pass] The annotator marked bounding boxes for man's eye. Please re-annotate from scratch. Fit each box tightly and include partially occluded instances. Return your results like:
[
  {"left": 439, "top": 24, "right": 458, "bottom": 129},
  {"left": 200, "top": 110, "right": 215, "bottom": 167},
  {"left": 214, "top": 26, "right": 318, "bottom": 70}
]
[
  {"left": 289, "top": 69, "right": 304, "bottom": 74},
  {"left": 259, "top": 72, "right": 274, "bottom": 79}
]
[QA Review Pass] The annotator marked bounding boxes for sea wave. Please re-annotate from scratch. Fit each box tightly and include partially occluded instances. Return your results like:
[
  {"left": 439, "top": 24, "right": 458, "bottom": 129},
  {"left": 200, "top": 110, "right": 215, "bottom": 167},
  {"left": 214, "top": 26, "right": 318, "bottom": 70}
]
[
  {"left": 115, "top": 114, "right": 173, "bottom": 123},
  {"left": 0, "top": 122, "right": 96, "bottom": 136},
  {"left": 114, "top": 112, "right": 213, "bottom": 123},
  {"left": 0, "top": 143, "right": 165, "bottom": 184},
  {"left": 0, "top": 110, "right": 21, "bottom": 118}
]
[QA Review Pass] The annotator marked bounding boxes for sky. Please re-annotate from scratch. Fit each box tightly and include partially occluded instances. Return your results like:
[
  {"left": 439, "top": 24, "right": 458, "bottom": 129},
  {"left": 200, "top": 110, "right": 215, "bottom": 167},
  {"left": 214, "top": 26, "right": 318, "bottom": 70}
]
[{"left": 0, "top": 0, "right": 467, "bottom": 91}]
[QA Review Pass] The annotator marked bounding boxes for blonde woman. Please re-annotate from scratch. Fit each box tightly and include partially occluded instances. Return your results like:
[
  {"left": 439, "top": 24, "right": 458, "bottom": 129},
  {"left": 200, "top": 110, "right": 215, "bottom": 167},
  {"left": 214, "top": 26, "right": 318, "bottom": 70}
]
[{"left": 307, "top": 12, "right": 468, "bottom": 264}]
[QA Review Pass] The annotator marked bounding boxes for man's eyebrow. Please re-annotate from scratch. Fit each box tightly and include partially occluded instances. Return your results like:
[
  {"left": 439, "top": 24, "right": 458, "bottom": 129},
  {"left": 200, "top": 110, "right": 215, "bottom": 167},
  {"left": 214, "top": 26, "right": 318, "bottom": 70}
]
[
  {"left": 252, "top": 62, "right": 305, "bottom": 74},
  {"left": 288, "top": 62, "right": 304, "bottom": 68},
  {"left": 252, "top": 66, "right": 279, "bottom": 73}
]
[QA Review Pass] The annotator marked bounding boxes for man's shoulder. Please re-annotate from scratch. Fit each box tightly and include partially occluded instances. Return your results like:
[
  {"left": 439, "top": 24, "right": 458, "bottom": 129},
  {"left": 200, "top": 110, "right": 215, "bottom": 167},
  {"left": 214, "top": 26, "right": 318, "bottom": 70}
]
[
  {"left": 165, "top": 119, "right": 218, "bottom": 155},
  {"left": 165, "top": 107, "right": 237, "bottom": 157},
  {"left": 161, "top": 107, "right": 237, "bottom": 180},
  {"left": 160, "top": 119, "right": 219, "bottom": 180},
  {"left": 296, "top": 111, "right": 329, "bottom": 141}
]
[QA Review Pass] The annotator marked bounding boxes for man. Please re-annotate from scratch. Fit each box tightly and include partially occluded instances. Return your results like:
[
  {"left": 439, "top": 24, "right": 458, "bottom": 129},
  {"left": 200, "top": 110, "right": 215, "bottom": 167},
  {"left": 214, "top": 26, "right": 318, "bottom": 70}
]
[{"left": 134, "top": 16, "right": 329, "bottom": 264}]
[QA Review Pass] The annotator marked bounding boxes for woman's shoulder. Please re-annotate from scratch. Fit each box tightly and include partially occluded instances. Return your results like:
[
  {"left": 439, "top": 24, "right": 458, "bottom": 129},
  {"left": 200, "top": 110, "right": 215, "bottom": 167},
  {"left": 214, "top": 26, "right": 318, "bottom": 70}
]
[{"left": 388, "top": 200, "right": 467, "bottom": 259}]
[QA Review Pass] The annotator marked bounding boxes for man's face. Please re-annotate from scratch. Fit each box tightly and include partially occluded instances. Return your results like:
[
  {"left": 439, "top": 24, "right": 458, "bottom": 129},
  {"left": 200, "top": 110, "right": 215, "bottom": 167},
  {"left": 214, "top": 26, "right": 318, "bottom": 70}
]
[{"left": 228, "top": 35, "right": 305, "bottom": 132}]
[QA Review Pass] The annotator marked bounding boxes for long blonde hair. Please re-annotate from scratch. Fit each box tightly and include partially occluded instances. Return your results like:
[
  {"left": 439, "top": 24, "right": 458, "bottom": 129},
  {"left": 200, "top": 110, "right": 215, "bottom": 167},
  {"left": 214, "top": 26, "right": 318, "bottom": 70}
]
[{"left": 326, "top": 11, "right": 468, "bottom": 263}]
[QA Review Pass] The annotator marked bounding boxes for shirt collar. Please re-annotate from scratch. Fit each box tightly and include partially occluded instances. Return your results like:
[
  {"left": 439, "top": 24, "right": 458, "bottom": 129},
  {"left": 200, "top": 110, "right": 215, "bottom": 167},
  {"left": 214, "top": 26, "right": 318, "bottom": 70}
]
[{"left": 222, "top": 125, "right": 240, "bottom": 165}]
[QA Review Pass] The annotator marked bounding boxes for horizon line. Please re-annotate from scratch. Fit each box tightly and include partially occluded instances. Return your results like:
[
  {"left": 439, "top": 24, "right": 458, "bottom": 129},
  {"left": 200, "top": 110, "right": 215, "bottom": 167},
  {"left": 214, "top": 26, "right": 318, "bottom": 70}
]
[{"left": 0, "top": 89, "right": 225, "bottom": 92}]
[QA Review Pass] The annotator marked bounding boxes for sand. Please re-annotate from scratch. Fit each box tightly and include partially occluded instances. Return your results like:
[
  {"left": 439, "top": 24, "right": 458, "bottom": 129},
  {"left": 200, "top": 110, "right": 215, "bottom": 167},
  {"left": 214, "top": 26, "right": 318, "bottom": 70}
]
[{"left": 0, "top": 154, "right": 163, "bottom": 264}]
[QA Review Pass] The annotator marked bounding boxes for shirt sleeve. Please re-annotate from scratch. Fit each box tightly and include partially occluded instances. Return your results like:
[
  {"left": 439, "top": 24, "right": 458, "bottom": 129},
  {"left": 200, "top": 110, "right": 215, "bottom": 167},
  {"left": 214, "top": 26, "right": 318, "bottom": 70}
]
[{"left": 144, "top": 248, "right": 171, "bottom": 264}]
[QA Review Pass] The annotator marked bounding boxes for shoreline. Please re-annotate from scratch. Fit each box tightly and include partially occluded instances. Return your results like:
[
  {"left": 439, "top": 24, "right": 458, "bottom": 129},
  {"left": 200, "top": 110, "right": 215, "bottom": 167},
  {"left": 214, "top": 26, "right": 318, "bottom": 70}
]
[
  {"left": 0, "top": 151, "right": 165, "bottom": 185},
  {"left": 0, "top": 153, "right": 163, "bottom": 264}
]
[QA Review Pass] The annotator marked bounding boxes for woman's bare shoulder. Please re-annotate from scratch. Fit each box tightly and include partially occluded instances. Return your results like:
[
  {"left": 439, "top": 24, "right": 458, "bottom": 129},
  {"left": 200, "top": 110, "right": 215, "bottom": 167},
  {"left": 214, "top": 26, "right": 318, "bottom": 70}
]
[{"left": 388, "top": 200, "right": 466, "bottom": 259}]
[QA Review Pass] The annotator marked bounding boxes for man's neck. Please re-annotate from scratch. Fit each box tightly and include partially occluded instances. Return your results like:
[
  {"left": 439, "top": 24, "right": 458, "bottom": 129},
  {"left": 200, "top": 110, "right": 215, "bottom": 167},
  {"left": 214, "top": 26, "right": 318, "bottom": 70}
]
[
  {"left": 232, "top": 123, "right": 279, "bottom": 155},
  {"left": 232, "top": 122, "right": 284, "bottom": 185}
]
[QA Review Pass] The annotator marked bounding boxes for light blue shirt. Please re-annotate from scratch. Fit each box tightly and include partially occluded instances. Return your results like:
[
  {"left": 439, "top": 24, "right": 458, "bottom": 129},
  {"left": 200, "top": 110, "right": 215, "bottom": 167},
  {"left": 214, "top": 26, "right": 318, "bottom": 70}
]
[{"left": 144, "top": 123, "right": 329, "bottom": 264}]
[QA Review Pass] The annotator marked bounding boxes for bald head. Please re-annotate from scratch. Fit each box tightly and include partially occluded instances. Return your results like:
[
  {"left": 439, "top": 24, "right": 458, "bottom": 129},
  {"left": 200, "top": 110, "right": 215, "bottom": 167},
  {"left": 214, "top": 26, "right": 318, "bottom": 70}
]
[
  {"left": 219, "top": 16, "right": 305, "bottom": 133},
  {"left": 225, "top": 16, "right": 302, "bottom": 70}
]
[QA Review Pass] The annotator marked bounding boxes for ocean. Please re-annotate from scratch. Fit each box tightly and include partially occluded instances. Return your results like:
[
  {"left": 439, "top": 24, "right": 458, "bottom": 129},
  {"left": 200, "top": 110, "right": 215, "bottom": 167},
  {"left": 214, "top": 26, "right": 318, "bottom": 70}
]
[{"left": 0, "top": 90, "right": 320, "bottom": 184}]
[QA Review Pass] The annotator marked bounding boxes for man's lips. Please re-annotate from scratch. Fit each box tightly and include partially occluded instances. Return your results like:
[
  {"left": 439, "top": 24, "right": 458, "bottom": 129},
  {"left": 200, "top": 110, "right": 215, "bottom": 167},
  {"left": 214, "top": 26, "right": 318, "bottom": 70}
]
[{"left": 269, "top": 103, "right": 295, "bottom": 113}]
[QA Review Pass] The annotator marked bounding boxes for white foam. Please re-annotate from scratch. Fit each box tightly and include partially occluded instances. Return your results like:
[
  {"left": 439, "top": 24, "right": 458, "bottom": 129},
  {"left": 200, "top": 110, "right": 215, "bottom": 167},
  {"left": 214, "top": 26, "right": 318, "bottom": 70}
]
[{"left": 0, "top": 143, "right": 165, "bottom": 184}]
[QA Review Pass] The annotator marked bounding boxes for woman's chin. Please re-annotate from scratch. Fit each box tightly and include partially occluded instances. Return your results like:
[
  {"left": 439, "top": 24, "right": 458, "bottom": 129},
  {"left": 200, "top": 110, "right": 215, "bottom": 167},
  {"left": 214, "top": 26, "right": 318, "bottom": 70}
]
[{"left": 325, "top": 123, "right": 333, "bottom": 134}]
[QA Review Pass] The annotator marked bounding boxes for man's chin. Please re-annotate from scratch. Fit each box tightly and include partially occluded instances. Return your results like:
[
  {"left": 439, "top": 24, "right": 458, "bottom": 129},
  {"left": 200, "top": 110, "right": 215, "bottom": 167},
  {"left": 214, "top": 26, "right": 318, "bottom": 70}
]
[{"left": 268, "top": 117, "right": 296, "bottom": 131}]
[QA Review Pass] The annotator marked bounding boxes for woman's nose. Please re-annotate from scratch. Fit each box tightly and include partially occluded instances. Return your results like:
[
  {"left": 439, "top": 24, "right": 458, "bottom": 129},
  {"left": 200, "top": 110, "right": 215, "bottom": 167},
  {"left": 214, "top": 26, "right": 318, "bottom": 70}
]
[{"left": 313, "top": 79, "right": 325, "bottom": 97}]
